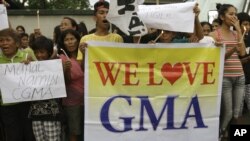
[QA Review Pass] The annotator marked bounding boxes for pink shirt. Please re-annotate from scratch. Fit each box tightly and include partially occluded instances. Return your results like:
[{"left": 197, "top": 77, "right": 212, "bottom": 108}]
[
  {"left": 60, "top": 55, "right": 84, "bottom": 106},
  {"left": 215, "top": 28, "right": 244, "bottom": 77}
]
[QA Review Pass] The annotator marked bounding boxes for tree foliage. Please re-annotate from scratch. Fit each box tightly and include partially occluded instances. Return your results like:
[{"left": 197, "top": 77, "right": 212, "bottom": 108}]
[{"left": 9, "top": 0, "right": 90, "bottom": 9}]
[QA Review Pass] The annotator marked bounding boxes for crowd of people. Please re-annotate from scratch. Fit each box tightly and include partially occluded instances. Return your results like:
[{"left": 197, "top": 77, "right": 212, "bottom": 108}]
[{"left": 1, "top": 1, "right": 250, "bottom": 141}]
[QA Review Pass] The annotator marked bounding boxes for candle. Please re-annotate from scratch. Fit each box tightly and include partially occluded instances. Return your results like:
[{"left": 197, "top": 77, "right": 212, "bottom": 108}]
[
  {"left": 154, "top": 30, "right": 163, "bottom": 43},
  {"left": 37, "top": 10, "right": 40, "bottom": 29},
  {"left": 156, "top": 0, "right": 159, "bottom": 5}
]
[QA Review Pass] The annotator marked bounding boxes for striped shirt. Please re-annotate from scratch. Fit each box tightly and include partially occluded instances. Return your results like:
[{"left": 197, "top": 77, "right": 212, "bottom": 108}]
[{"left": 216, "top": 28, "right": 244, "bottom": 77}]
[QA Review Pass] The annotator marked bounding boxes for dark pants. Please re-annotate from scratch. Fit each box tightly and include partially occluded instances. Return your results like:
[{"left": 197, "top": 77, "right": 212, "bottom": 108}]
[{"left": 0, "top": 102, "right": 35, "bottom": 141}]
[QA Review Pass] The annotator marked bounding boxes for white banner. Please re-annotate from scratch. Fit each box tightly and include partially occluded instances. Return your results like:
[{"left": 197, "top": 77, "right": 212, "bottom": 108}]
[
  {"left": 0, "top": 4, "right": 9, "bottom": 30},
  {"left": 138, "top": 2, "right": 196, "bottom": 33},
  {"left": 84, "top": 41, "right": 225, "bottom": 141},
  {"left": 107, "top": 0, "right": 148, "bottom": 36},
  {"left": 0, "top": 59, "right": 67, "bottom": 103}
]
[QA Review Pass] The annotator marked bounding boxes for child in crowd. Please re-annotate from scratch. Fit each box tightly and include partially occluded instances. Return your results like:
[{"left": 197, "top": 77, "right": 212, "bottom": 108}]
[
  {"left": 29, "top": 36, "right": 62, "bottom": 141},
  {"left": 19, "top": 33, "right": 37, "bottom": 60}
]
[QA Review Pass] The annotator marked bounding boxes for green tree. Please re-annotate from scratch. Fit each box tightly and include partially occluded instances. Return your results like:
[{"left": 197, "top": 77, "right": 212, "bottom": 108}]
[{"left": 10, "top": 0, "right": 90, "bottom": 9}]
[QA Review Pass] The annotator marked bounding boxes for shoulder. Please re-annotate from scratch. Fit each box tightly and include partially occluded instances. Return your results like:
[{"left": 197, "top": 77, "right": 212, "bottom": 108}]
[
  {"left": 209, "top": 31, "right": 218, "bottom": 41},
  {"left": 80, "top": 33, "right": 95, "bottom": 43},
  {"left": 109, "top": 33, "right": 123, "bottom": 43}
]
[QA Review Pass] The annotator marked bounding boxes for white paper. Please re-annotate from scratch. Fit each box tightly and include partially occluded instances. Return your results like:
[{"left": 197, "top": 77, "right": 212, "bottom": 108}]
[
  {"left": 0, "top": 4, "right": 9, "bottom": 30},
  {"left": 138, "top": 2, "right": 196, "bottom": 33},
  {"left": 0, "top": 59, "right": 67, "bottom": 103}
]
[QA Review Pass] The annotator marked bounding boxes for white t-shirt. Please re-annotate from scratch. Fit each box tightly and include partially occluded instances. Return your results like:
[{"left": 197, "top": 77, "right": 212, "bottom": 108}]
[{"left": 199, "top": 36, "right": 215, "bottom": 44}]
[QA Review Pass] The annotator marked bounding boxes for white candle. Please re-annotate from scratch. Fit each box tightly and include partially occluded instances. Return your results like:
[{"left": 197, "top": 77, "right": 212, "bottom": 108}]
[
  {"left": 37, "top": 10, "right": 40, "bottom": 29},
  {"left": 156, "top": 0, "right": 159, "bottom": 5}
]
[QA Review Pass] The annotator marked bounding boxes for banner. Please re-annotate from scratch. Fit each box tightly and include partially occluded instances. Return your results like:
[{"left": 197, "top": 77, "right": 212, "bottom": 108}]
[
  {"left": 0, "top": 59, "right": 67, "bottom": 103},
  {"left": 84, "top": 42, "right": 225, "bottom": 141},
  {"left": 107, "top": 0, "right": 148, "bottom": 36},
  {"left": 138, "top": 2, "right": 196, "bottom": 33},
  {"left": 0, "top": 4, "right": 9, "bottom": 30}
]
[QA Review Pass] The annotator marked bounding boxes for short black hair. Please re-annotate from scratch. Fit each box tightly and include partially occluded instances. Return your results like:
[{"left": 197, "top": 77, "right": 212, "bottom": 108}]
[
  {"left": 94, "top": 1, "right": 109, "bottom": 15},
  {"left": 0, "top": 28, "right": 20, "bottom": 44},
  {"left": 237, "top": 12, "right": 250, "bottom": 25},
  {"left": 19, "top": 33, "right": 29, "bottom": 39},
  {"left": 31, "top": 36, "right": 53, "bottom": 57},
  {"left": 62, "top": 17, "right": 78, "bottom": 31},
  {"left": 16, "top": 25, "right": 26, "bottom": 33},
  {"left": 201, "top": 21, "right": 212, "bottom": 31}
]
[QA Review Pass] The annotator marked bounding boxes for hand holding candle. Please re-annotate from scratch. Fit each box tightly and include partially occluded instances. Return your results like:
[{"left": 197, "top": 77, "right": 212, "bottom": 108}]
[{"left": 60, "top": 48, "right": 70, "bottom": 60}]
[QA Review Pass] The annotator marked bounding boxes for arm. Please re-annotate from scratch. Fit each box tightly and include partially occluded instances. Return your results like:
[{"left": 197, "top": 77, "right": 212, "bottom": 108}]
[
  {"left": 78, "top": 42, "right": 87, "bottom": 71},
  {"left": 193, "top": 3, "right": 204, "bottom": 41},
  {"left": 63, "top": 60, "right": 72, "bottom": 83}
]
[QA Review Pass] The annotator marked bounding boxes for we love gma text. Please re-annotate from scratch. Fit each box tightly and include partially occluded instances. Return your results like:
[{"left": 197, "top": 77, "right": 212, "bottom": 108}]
[{"left": 93, "top": 61, "right": 217, "bottom": 132}]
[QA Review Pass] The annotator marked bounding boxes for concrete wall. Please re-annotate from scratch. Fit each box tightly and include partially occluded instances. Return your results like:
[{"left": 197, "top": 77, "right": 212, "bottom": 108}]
[
  {"left": 7, "top": 9, "right": 95, "bottom": 39},
  {"left": 8, "top": 14, "right": 95, "bottom": 39}
]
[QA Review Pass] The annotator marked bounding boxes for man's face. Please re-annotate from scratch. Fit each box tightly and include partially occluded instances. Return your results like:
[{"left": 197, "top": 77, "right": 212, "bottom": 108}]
[{"left": 95, "top": 7, "right": 110, "bottom": 29}]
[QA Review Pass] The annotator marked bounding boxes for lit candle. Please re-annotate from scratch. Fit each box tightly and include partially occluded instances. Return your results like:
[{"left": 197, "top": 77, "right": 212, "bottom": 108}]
[{"left": 37, "top": 10, "right": 40, "bottom": 29}]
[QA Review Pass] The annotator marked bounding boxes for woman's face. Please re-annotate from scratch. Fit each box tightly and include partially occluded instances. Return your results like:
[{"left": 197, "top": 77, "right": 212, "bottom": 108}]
[
  {"left": 221, "top": 7, "right": 237, "bottom": 26},
  {"left": 212, "top": 22, "right": 219, "bottom": 31},
  {"left": 0, "top": 36, "right": 18, "bottom": 58},
  {"left": 64, "top": 33, "right": 78, "bottom": 53},
  {"left": 16, "top": 27, "right": 24, "bottom": 34},
  {"left": 60, "top": 18, "right": 75, "bottom": 32},
  {"left": 202, "top": 24, "right": 211, "bottom": 36}
]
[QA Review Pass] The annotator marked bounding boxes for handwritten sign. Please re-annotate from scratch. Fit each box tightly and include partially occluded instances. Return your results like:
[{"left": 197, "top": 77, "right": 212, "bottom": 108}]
[
  {"left": 107, "top": 0, "right": 148, "bottom": 36},
  {"left": 0, "top": 4, "right": 9, "bottom": 30},
  {"left": 138, "top": 2, "right": 196, "bottom": 33},
  {"left": 0, "top": 59, "right": 67, "bottom": 103}
]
